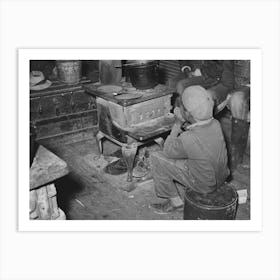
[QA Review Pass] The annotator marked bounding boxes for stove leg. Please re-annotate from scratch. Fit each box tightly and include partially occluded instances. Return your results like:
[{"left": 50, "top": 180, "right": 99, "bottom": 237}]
[
  {"left": 122, "top": 143, "right": 138, "bottom": 182},
  {"left": 95, "top": 131, "right": 105, "bottom": 159}
]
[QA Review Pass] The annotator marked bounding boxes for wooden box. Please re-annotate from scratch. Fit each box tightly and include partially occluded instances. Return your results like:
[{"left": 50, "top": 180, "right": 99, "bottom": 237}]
[{"left": 30, "top": 79, "right": 98, "bottom": 140}]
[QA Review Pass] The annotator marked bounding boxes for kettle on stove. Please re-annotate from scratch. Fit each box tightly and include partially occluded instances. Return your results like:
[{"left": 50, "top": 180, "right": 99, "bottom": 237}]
[{"left": 125, "top": 60, "right": 159, "bottom": 90}]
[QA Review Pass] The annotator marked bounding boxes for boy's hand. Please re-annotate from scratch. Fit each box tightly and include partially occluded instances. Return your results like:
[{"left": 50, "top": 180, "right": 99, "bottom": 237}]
[
  {"left": 170, "top": 122, "right": 182, "bottom": 136},
  {"left": 174, "top": 107, "right": 185, "bottom": 123}
]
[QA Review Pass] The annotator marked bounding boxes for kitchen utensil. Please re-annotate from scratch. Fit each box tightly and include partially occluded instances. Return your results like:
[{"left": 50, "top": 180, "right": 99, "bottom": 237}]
[
  {"left": 115, "top": 92, "right": 143, "bottom": 100},
  {"left": 97, "top": 85, "right": 123, "bottom": 94}
]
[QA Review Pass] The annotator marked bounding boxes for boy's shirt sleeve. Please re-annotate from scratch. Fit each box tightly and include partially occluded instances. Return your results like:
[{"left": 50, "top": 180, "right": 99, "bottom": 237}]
[{"left": 163, "top": 132, "right": 193, "bottom": 159}]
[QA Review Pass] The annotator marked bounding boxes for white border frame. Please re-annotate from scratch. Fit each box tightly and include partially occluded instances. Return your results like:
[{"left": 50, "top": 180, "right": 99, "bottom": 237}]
[{"left": 19, "top": 48, "right": 262, "bottom": 232}]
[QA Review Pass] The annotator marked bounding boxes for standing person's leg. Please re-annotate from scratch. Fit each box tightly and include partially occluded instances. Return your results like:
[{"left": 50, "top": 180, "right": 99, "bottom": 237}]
[
  {"left": 228, "top": 87, "right": 250, "bottom": 172},
  {"left": 229, "top": 86, "right": 250, "bottom": 120}
]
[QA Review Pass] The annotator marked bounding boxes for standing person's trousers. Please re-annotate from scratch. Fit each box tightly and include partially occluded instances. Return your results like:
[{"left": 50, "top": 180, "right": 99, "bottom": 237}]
[{"left": 228, "top": 86, "right": 250, "bottom": 121}]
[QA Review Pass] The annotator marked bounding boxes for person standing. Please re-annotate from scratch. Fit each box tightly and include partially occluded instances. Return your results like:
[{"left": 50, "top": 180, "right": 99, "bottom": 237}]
[{"left": 227, "top": 60, "right": 250, "bottom": 171}]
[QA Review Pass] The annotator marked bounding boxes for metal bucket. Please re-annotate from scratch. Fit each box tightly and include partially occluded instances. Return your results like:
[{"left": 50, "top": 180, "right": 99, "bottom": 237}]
[
  {"left": 56, "top": 60, "right": 81, "bottom": 84},
  {"left": 184, "top": 184, "right": 238, "bottom": 220}
]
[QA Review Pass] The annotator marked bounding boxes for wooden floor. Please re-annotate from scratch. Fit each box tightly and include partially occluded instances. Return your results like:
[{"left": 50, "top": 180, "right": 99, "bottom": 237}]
[{"left": 40, "top": 113, "right": 250, "bottom": 220}]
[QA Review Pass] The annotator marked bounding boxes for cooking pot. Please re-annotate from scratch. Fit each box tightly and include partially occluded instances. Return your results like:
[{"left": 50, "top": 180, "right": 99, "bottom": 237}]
[{"left": 126, "top": 61, "right": 159, "bottom": 90}]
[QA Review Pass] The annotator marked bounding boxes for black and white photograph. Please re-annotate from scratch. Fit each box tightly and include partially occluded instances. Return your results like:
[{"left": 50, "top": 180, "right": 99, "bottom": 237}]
[
  {"left": 28, "top": 59, "right": 251, "bottom": 221},
  {"left": 1, "top": 0, "right": 280, "bottom": 279},
  {"left": 19, "top": 48, "right": 262, "bottom": 232}
]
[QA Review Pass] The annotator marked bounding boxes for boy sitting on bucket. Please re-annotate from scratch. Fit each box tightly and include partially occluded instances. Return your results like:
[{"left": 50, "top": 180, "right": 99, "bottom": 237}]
[{"left": 150, "top": 85, "right": 230, "bottom": 214}]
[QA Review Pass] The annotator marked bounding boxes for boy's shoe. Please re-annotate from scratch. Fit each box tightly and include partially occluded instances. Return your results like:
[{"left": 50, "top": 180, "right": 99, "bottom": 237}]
[{"left": 149, "top": 200, "right": 184, "bottom": 214}]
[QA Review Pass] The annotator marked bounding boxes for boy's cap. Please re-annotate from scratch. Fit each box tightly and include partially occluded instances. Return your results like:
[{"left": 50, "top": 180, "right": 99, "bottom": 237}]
[{"left": 182, "top": 85, "right": 214, "bottom": 121}]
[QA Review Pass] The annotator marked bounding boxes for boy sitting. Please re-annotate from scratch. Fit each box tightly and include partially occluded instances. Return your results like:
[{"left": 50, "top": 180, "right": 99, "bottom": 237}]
[{"left": 150, "top": 85, "right": 229, "bottom": 214}]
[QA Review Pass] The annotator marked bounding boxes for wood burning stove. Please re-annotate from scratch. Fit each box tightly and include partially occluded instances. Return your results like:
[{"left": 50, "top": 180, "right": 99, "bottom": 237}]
[{"left": 84, "top": 82, "right": 175, "bottom": 182}]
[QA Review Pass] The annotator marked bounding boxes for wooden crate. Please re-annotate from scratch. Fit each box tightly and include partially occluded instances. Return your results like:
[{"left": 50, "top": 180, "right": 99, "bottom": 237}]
[{"left": 30, "top": 79, "right": 98, "bottom": 140}]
